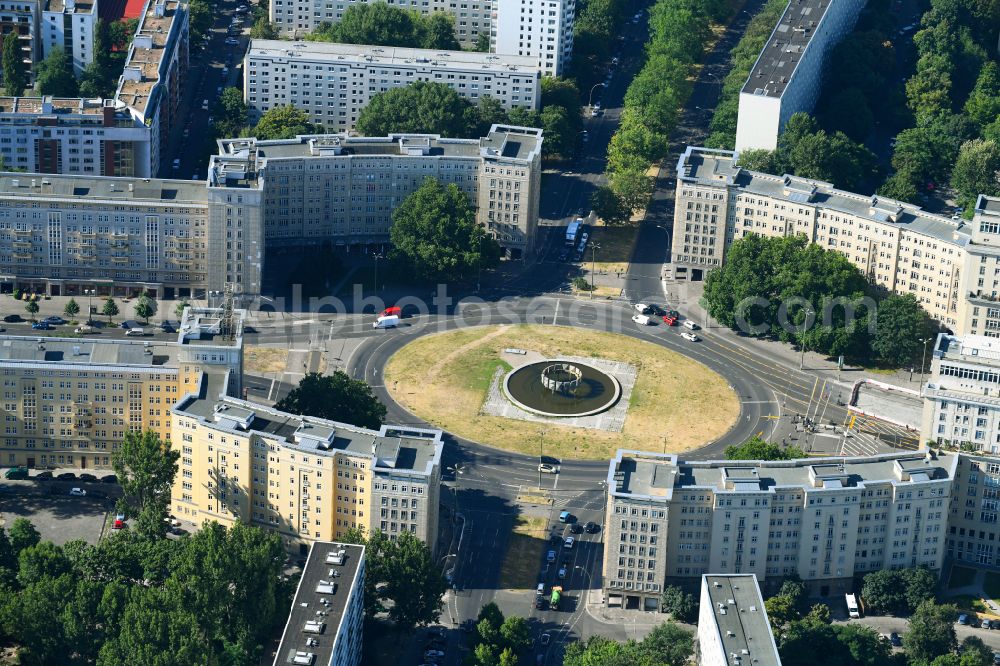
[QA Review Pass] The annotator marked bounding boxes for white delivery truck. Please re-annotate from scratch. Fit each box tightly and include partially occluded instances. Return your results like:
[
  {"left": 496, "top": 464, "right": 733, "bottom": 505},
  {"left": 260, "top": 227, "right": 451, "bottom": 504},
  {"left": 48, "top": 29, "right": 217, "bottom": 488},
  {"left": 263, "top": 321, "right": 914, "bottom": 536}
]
[
  {"left": 845, "top": 593, "right": 860, "bottom": 619},
  {"left": 373, "top": 315, "right": 399, "bottom": 329}
]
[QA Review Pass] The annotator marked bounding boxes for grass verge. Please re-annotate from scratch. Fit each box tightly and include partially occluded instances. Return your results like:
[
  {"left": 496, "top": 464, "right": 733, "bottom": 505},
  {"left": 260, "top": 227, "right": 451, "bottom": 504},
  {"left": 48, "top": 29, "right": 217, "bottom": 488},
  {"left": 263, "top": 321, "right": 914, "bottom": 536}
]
[
  {"left": 498, "top": 515, "right": 548, "bottom": 591},
  {"left": 384, "top": 324, "right": 739, "bottom": 460}
]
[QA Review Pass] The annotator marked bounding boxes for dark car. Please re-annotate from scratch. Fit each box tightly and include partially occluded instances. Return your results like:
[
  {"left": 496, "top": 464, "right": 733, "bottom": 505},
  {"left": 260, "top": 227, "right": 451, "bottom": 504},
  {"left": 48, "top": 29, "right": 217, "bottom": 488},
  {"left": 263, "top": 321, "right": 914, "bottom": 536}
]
[
  {"left": 34, "top": 470, "right": 53, "bottom": 480},
  {"left": 889, "top": 632, "right": 902, "bottom": 647},
  {"left": 569, "top": 523, "right": 584, "bottom": 534},
  {"left": 160, "top": 321, "right": 176, "bottom": 333},
  {"left": 647, "top": 305, "right": 666, "bottom": 317},
  {"left": 169, "top": 526, "right": 188, "bottom": 536},
  {"left": 31, "top": 322, "right": 51, "bottom": 330},
  {"left": 42, "top": 316, "right": 66, "bottom": 325},
  {"left": 88, "top": 489, "right": 108, "bottom": 499},
  {"left": 78, "top": 473, "right": 97, "bottom": 482},
  {"left": 101, "top": 474, "right": 118, "bottom": 484},
  {"left": 3, "top": 314, "right": 22, "bottom": 323},
  {"left": 56, "top": 472, "right": 76, "bottom": 480},
  {"left": 585, "top": 522, "right": 601, "bottom": 534},
  {"left": 535, "top": 595, "right": 546, "bottom": 609}
]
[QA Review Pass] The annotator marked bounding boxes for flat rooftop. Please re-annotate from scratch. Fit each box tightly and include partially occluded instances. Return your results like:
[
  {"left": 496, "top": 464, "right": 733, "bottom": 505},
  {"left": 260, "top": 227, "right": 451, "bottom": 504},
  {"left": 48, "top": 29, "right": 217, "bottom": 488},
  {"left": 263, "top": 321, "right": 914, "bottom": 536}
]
[
  {"left": 248, "top": 39, "right": 539, "bottom": 72},
  {"left": 977, "top": 195, "right": 1000, "bottom": 217},
  {"left": 741, "top": 0, "right": 833, "bottom": 99},
  {"left": 45, "top": 0, "right": 96, "bottom": 14},
  {"left": 677, "top": 146, "right": 972, "bottom": 248},
  {"left": 0, "top": 172, "right": 208, "bottom": 204},
  {"left": 274, "top": 542, "right": 364, "bottom": 666},
  {"left": 0, "top": 96, "right": 113, "bottom": 117},
  {"left": 0, "top": 336, "right": 181, "bottom": 368},
  {"left": 610, "top": 450, "right": 956, "bottom": 498},
  {"left": 115, "top": 0, "right": 184, "bottom": 117},
  {"left": 703, "top": 575, "right": 780, "bottom": 666},
  {"left": 934, "top": 333, "right": 1000, "bottom": 366},
  {"left": 174, "top": 396, "right": 442, "bottom": 475},
  {"left": 850, "top": 381, "right": 923, "bottom": 430}
]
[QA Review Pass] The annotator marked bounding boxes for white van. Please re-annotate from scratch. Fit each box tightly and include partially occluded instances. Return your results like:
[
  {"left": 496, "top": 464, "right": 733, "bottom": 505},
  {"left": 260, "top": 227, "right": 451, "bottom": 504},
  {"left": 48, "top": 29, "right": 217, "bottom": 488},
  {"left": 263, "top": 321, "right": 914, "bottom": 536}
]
[
  {"left": 683, "top": 320, "right": 699, "bottom": 330},
  {"left": 631, "top": 314, "right": 650, "bottom": 326},
  {"left": 125, "top": 328, "right": 145, "bottom": 337},
  {"left": 373, "top": 315, "right": 399, "bottom": 329}
]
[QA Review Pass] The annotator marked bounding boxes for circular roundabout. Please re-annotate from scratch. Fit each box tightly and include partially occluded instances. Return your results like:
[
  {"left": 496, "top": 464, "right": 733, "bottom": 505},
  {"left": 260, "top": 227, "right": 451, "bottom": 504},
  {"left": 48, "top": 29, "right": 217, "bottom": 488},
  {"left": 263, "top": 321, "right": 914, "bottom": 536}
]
[{"left": 382, "top": 324, "right": 740, "bottom": 460}]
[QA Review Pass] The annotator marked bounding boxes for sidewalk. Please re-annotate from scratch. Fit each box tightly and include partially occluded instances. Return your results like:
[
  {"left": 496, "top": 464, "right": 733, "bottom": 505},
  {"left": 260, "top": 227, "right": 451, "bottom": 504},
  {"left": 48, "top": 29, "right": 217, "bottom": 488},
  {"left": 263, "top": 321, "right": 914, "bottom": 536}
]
[{"left": 0, "top": 292, "right": 202, "bottom": 326}]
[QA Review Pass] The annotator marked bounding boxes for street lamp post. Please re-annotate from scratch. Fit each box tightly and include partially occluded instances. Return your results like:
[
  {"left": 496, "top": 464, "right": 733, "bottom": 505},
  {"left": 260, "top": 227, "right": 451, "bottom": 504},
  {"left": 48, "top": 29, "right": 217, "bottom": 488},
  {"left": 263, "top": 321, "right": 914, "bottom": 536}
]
[
  {"left": 799, "top": 308, "right": 814, "bottom": 370},
  {"left": 589, "top": 243, "right": 601, "bottom": 300},
  {"left": 588, "top": 82, "right": 605, "bottom": 109},
  {"left": 537, "top": 429, "right": 545, "bottom": 487},
  {"left": 919, "top": 337, "right": 934, "bottom": 387},
  {"left": 83, "top": 289, "right": 95, "bottom": 324},
  {"left": 372, "top": 251, "right": 385, "bottom": 295}
]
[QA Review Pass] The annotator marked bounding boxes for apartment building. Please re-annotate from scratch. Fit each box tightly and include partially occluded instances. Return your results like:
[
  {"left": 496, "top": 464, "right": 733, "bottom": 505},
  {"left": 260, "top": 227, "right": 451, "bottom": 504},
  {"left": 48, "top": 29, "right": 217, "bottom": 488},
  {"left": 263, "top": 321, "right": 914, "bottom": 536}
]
[
  {"left": 113, "top": 0, "right": 188, "bottom": 176},
  {"left": 244, "top": 40, "right": 540, "bottom": 132},
  {"left": 602, "top": 449, "right": 956, "bottom": 609},
  {"left": 41, "top": 0, "right": 97, "bottom": 75},
  {"left": 274, "top": 543, "right": 365, "bottom": 666},
  {"left": 955, "top": 196, "right": 1000, "bottom": 337},
  {"left": 734, "top": 0, "right": 865, "bottom": 151},
  {"left": 0, "top": 307, "right": 245, "bottom": 472},
  {"left": 922, "top": 333, "right": 1000, "bottom": 454},
  {"left": 0, "top": 0, "right": 41, "bottom": 71},
  {"left": 945, "top": 454, "right": 1000, "bottom": 570},
  {"left": 671, "top": 146, "right": 971, "bottom": 332},
  {"left": 698, "top": 575, "right": 780, "bottom": 666},
  {"left": 0, "top": 172, "right": 210, "bottom": 299},
  {"left": 169, "top": 394, "right": 443, "bottom": 554},
  {"left": 270, "top": 0, "right": 491, "bottom": 48},
  {"left": 208, "top": 125, "right": 542, "bottom": 270},
  {"left": 490, "top": 0, "right": 574, "bottom": 77}
]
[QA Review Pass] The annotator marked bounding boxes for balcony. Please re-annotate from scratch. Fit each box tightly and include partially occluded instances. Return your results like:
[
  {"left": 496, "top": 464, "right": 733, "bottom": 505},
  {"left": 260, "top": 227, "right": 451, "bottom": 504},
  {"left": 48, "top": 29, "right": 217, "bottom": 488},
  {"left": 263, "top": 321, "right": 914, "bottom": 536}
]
[
  {"left": 78, "top": 230, "right": 96, "bottom": 238},
  {"left": 12, "top": 240, "right": 32, "bottom": 249},
  {"left": 110, "top": 230, "right": 130, "bottom": 238},
  {"left": 111, "top": 256, "right": 129, "bottom": 263},
  {"left": 12, "top": 228, "right": 31, "bottom": 236},
  {"left": 11, "top": 251, "right": 31, "bottom": 259}
]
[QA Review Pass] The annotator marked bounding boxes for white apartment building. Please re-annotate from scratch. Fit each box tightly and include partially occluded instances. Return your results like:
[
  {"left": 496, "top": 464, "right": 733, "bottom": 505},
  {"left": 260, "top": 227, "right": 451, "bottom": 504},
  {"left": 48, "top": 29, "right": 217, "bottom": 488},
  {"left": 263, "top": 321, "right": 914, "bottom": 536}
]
[
  {"left": 274, "top": 543, "right": 365, "bottom": 666},
  {"left": 923, "top": 333, "right": 1000, "bottom": 454},
  {"left": 956, "top": 196, "right": 1000, "bottom": 337},
  {"left": 946, "top": 454, "right": 1000, "bottom": 570},
  {"left": 671, "top": 146, "right": 972, "bottom": 332},
  {"left": 602, "top": 449, "right": 956, "bottom": 609},
  {"left": 0, "top": 172, "right": 210, "bottom": 299},
  {"left": 734, "top": 0, "right": 865, "bottom": 151},
  {"left": 490, "top": 0, "right": 574, "bottom": 77},
  {"left": 0, "top": 0, "right": 41, "bottom": 70},
  {"left": 207, "top": 125, "right": 542, "bottom": 274},
  {"left": 244, "top": 40, "right": 540, "bottom": 132},
  {"left": 698, "top": 575, "right": 780, "bottom": 666},
  {"left": 41, "top": 0, "right": 97, "bottom": 75},
  {"left": 270, "top": 0, "right": 491, "bottom": 48}
]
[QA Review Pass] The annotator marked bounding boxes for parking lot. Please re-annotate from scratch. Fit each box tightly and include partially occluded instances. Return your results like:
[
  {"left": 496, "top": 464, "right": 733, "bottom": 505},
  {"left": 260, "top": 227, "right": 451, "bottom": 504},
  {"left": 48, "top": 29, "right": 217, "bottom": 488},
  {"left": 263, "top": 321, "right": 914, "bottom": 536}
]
[{"left": 0, "top": 492, "right": 112, "bottom": 545}]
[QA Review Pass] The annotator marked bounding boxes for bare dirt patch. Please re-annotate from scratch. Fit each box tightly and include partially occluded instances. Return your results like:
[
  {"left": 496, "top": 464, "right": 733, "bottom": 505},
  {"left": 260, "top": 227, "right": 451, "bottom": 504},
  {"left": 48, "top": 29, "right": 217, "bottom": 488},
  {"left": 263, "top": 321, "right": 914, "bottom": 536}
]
[
  {"left": 245, "top": 346, "right": 289, "bottom": 374},
  {"left": 383, "top": 324, "right": 739, "bottom": 460},
  {"left": 498, "top": 515, "right": 549, "bottom": 590}
]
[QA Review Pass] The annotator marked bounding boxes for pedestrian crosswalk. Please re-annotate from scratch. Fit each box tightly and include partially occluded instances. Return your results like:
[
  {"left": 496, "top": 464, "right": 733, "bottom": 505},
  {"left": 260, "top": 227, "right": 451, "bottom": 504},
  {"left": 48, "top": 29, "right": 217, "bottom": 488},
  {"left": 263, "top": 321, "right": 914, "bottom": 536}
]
[{"left": 839, "top": 413, "right": 919, "bottom": 457}]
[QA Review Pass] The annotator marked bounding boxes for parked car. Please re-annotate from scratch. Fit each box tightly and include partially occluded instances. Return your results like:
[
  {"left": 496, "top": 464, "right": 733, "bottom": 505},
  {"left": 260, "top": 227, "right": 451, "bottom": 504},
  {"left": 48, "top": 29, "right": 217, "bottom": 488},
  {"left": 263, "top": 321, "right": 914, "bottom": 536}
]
[
  {"left": 42, "top": 316, "right": 66, "bottom": 325},
  {"left": 563, "top": 537, "right": 575, "bottom": 549},
  {"left": 31, "top": 322, "right": 51, "bottom": 330},
  {"left": 74, "top": 325, "right": 95, "bottom": 334},
  {"left": 169, "top": 526, "right": 188, "bottom": 536},
  {"left": 959, "top": 613, "right": 970, "bottom": 625},
  {"left": 69, "top": 487, "right": 86, "bottom": 497},
  {"left": 633, "top": 303, "right": 650, "bottom": 314},
  {"left": 557, "top": 566, "right": 567, "bottom": 579},
  {"left": 559, "top": 511, "right": 572, "bottom": 523},
  {"left": 535, "top": 595, "right": 545, "bottom": 609},
  {"left": 984, "top": 619, "right": 993, "bottom": 630},
  {"left": 546, "top": 550, "right": 557, "bottom": 563},
  {"left": 35, "top": 470, "right": 53, "bottom": 480},
  {"left": 112, "top": 513, "right": 126, "bottom": 530},
  {"left": 78, "top": 473, "right": 97, "bottom": 482},
  {"left": 569, "top": 523, "right": 583, "bottom": 534},
  {"left": 101, "top": 474, "right": 118, "bottom": 484},
  {"left": 585, "top": 521, "right": 600, "bottom": 534},
  {"left": 57, "top": 472, "right": 76, "bottom": 480},
  {"left": 889, "top": 632, "right": 902, "bottom": 647},
  {"left": 540, "top": 633, "right": 551, "bottom": 646},
  {"left": 3, "top": 314, "right": 23, "bottom": 323}
]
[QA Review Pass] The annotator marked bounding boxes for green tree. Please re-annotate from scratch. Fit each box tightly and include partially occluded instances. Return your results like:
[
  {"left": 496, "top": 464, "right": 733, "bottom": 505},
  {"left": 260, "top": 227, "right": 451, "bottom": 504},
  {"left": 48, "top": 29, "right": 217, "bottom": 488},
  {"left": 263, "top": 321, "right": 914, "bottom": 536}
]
[
  {"left": 311, "top": 2, "right": 421, "bottom": 46},
  {"left": 8, "top": 518, "right": 40, "bottom": 555},
  {"left": 2, "top": 34, "right": 27, "bottom": 97},
  {"left": 474, "top": 31, "right": 490, "bottom": 52},
  {"left": 133, "top": 289, "right": 156, "bottom": 324},
  {"left": 252, "top": 104, "right": 318, "bottom": 140},
  {"left": 639, "top": 622, "right": 695, "bottom": 666},
  {"left": 563, "top": 635, "right": 662, "bottom": 666},
  {"left": 764, "top": 595, "right": 799, "bottom": 631},
  {"left": 275, "top": 371, "right": 386, "bottom": 429},
  {"left": 904, "top": 601, "right": 958, "bottom": 663},
  {"left": 499, "top": 616, "right": 531, "bottom": 654},
  {"left": 659, "top": 585, "right": 698, "bottom": 622},
  {"left": 420, "top": 12, "right": 460, "bottom": 49},
  {"left": 24, "top": 299, "right": 39, "bottom": 321},
  {"left": 537, "top": 104, "right": 576, "bottom": 159},
  {"left": 951, "top": 139, "right": 1000, "bottom": 209},
  {"left": 725, "top": 436, "right": 804, "bottom": 460},
  {"left": 471, "top": 96, "right": 509, "bottom": 137},
  {"left": 9, "top": 574, "right": 77, "bottom": 666},
  {"left": 389, "top": 177, "right": 501, "bottom": 282},
  {"left": 958, "top": 636, "right": 994, "bottom": 666},
  {"left": 214, "top": 87, "right": 248, "bottom": 139},
  {"left": 112, "top": 430, "right": 179, "bottom": 539},
  {"left": 609, "top": 166, "right": 654, "bottom": 215},
  {"left": 63, "top": 298, "right": 80, "bottom": 318},
  {"left": 186, "top": 0, "right": 213, "bottom": 46},
  {"left": 902, "top": 566, "right": 939, "bottom": 611},
  {"left": 17, "top": 541, "right": 71, "bottom": 586},
  {"left": 872, "top": 294, "right": 935, "bottom": 368},
  {"left": 249, "top": 17, "right": 279, "bottom": 39},
  {"left": 832, "top": 624, "right": 894, "bottom": 666},
  {"left": 101, "top": 297, "right": 118, "bottom": 324},
  {"left": 964, "top": 61, "right": 1000, "bottom": 131},
  {"left": 174, "top": 300, "right": 189, "bottom": 319},
  {"left": 356, "top": 81, "right": 475, "bottom": 137},
  {"left": 818, "top": 87, "right": 874, "bottom": 142},
  {"left": 35, "top": 48, "right": 79, "bottom": 97},
  {"left": 591, "top": 186, "right": 634, "bottom": 226}
]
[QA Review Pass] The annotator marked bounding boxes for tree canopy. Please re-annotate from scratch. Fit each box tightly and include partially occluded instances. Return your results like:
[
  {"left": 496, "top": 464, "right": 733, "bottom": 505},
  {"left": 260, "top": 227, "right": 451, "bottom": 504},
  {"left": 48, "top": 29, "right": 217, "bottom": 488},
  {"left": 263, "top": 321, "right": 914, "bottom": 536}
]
[
  {"left": 724, "top": 436, "right": 804, "bottom": 461},
  {"left": 468, "top": 602, "right": 532, "bottom": 666},
  {"left": 860, "top": 567, "right": 938, "bottom": 615},
  {"left": 112, "top": 430, "right": 179, "bottom": 539},
  {"left": 214, "top": 87, "right": 249, "bottom": 140},
  {"left": 251, "top": 105, "right": 319, "bottom": 140},
  {"left": 275, "top": 371, "right": 386, "bottom": 430},
  {"left": 2, "top": 34, "right": 27, "bottom": 97},
  {"left": 308, "top": 2, "right": 459, "bottom": 49},
  {"left": 563, "top": 622, "right": 694, "bottom": 666},
  {"left": 389, "top": 177, "right": 501, "bottom": 283},
  {"left": 355, "top": 81, "right": 475, "bottom": 137},
  {"left": 35, "top": 49, "right": 78, "bottom": 97},
  {"left": 904, "top": 601, "right": 959, "bottom": 664}
]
